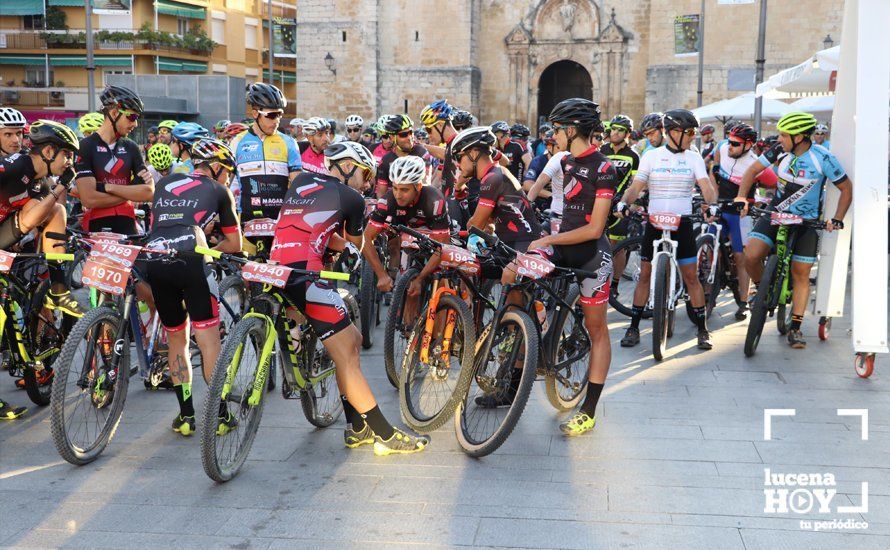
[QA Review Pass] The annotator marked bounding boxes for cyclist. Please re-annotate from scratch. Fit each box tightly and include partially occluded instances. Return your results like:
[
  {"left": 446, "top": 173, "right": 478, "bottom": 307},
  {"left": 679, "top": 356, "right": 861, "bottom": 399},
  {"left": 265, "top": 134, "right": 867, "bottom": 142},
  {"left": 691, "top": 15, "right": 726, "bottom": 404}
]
[
  {"left": 813, "top": 123, "right": 831, "bottom": 149},
  {"left": 170, "top": 122, "right": 211, "bottom": 175},
  {"left": 271, "top": 141, "right": 429, "bottom": 455},
  {"left": 526, "top": 129, "right": 568, "bottom": 234},
  {"left": 157, "top": 119, "right": 177, "bottom": 145},
  {"left": 0, "top": 107, "right": 27, "bottom": 156},
  {"left": 146, "top": 125, "right": 159, "bottom": 150},
  {"left": 213, "top": 119, "right": 231, "bottom": 141},
  {"left": 344, "top": 114, "right": 364, "bottom": 142},
  {"left": 146, "top": 138, "right": 242, "bottom": 436},
  {"left": 360, "top": 126, "right": 378, "bottom": 150},
  {"left": 522, "top": 128, "right": 556, "bottom": 207},
  {"left": 78, "top": 112, "right": 104, "bottom": 139},
  {"left": 297, "top": 117, "right": 332, "bottom": 175},
  {"left": 525, "top": 98, "right": 618, "bottom": 436},
  {"left": 700, "top": 123, "right": 717, "bottom": 160},
  {"left": 734, "top": 111, "right": 851, "bottom": 349},
  {"left": 223, "top": 122, "right": 248, "bottom": 145},
  {"left": 420, "top": 100, "right": 470, "bottom": 222},
  {"left": 531, "top": 123, "right": 553, "bottom": 157},
  {"left": 375, "top": 114, "right": 429, "bottom": 198},
  {"left": 229, "top": 83, "right": 302, "bottom": 226},
  {"left": 371, "top": 116, "right": 394, "bottom": 162},
  {"left": 600, "top": 114, "right": 640, "bottom": 291},
  {"left": 491, "top": 121, "right": 527, "bottom": 181},
  {"left": 637, "top": 112, "right": 665, "bottom": 157},
  {"left": 452, "top": 109, "right": 474, "bottom": 132},
  {"left": 146, "top": 142, "right": 174, "bottom": 184},
  {"left": 616, "top": 109, "right": 719, "bottom": 351}
]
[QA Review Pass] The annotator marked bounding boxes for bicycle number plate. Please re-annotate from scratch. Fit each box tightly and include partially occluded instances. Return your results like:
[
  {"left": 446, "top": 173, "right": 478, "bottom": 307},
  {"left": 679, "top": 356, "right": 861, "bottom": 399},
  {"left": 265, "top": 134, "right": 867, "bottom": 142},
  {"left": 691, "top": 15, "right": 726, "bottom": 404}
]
[
  {"left": 81, "top": 258, "right": 130, "bottom": 295},
  {"left": 89, "top": 242, "right": 141, "bottom": 268},
  {"left": 770, "top": 212, "right": 803, "bottom": 226},
  {"left": 243, "top": 218, "right": 277, "bottom": 237},
  {"left": 515, "top": 253, "right": 555, "bottom": 279},
  {"left": 439, "top": 244, "right": 480, "bottom": 274},
  {"left": 89, "top": 231, "right": 128, "bottom": 244},
  {"left": 241, "top": 261, "right": 292, "bottom": 288},
  {"left": 0, "top": 250, "right": 15, "bottom": 273},
  {"left": 400, "top": 233, "right": 419, "bottom": 249},
  {"left": 649, "top": 213, "right": 681, "bottom": 231}
]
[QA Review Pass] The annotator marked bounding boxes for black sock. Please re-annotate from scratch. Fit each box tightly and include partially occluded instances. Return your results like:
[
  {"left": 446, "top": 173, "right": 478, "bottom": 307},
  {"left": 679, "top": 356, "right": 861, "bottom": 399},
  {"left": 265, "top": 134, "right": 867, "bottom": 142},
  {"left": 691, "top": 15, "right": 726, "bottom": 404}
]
[
  {"left": 174, "top": 383, "right": 194, "bottom": 417},
  {"left": 692, "top": 306, "right": 707, "bottom": 331},
  {"left": 791, "top": 314, "right": 804, "bottom": 331},
  {"left": 218, "top": 399, "right": 227, "bottom": 418},
  {"left": 579, "top": 382, "right": 604, "bottom": 418},
  {"left": 361, "top": 405, "right": 394, "bottom": 440},
  {"left": 630, "top": 305, "right": 644, "bottom": 329},
  {"left": 48, "top": 263, "right": 66, "bottom": 288},
  {"left": 342, "top": 395, "right": 365, "bottom": 430}
]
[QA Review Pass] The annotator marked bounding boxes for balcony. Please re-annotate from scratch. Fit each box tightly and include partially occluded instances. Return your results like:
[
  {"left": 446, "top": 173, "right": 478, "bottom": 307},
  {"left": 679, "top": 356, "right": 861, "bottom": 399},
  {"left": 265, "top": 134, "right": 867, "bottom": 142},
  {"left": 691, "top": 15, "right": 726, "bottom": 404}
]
[
  {"left": 262, "top": 50, "right": 296, "bottom": 69},
  {"left": 2, "top": 87, "right": 70, "bottom": 109},
  {"left": 0, "top": 28, "right": 216, "bottom": 57}
]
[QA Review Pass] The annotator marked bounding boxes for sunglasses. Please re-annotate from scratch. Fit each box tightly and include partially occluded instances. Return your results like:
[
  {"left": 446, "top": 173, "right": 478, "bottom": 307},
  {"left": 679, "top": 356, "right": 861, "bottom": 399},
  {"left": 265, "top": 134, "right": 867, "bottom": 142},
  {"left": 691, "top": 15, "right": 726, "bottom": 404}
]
[
  {"left": 397, "top": 130, "right": 413, "bottom": 138},
  {"left": 346, "top": 127, "right": 362, "bottom": 132},
  {"left": 159, "top": 128, "right": 171, "bottom": 134},
  {"left": 258, "top": 110, "right": 284, "bottom": 120},
  {"left": 675, "top": 128, "right": 695, "bottom": 137},
  {"left": 728, "top": 140, "right": 744, "bottom": 147},
  {"left": 120, "top": 109, "right": 140, "bottom": 122},
  {"left": 814, "top": 132, "right": 827, "bottom": 136}
]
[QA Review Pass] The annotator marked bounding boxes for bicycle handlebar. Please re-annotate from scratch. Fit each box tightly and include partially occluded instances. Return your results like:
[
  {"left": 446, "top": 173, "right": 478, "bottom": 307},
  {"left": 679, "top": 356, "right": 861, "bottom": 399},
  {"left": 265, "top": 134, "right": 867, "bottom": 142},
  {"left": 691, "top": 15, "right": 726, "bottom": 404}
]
[{"left": 193, "top": 246, "right": 351, "bottom": 282}]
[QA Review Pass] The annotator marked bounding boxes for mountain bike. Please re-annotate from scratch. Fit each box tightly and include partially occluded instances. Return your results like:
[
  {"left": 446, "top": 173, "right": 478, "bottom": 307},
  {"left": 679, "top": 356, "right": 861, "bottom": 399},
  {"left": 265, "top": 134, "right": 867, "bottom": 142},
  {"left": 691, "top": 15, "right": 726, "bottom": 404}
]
[
  {"left": 695, "top": 202, "right": 744, "bottom": 319},
  {"left": 608, "top": 210, "right": 651, "bottom": 319}
]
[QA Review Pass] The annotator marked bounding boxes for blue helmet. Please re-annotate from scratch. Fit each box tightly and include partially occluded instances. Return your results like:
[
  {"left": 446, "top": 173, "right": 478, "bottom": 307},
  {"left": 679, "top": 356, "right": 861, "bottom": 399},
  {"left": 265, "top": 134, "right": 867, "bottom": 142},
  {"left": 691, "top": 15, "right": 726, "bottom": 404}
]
[
  {"left": 171, "top": 122, "right": 211, "bottom": 145},
  {"left": 420, "top": 99, "right": 454, "bottom": 126}
]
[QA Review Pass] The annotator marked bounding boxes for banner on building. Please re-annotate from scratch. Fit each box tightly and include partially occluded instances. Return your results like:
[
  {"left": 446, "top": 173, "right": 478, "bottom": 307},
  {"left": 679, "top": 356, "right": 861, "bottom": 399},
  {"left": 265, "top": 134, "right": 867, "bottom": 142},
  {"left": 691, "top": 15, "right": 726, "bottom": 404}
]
[
  {"left": 674, "top": 14, "right": 700, "bottom": 57},
  {"left": 93, "top": 0, "right": 132, "bottom": 15},
  {"left": 273, "top": 17, "right": 297, "bottom": 58}
]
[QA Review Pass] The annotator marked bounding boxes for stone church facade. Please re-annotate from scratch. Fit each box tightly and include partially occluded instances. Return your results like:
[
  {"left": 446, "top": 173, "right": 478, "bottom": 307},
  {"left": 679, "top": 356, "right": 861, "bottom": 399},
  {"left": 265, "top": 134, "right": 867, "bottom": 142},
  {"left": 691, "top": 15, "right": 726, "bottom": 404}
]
[{"left": 296, "top": 0, "right": 842, "bottom": 127}]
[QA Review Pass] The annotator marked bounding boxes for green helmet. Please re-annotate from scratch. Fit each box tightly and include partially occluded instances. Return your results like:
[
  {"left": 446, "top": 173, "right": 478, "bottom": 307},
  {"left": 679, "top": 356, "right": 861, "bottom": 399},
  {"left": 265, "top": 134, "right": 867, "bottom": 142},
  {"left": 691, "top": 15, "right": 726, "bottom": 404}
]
[
  {"left": 158, "top": 119, "right": 178, "bottom": 131},
  {"left": 776, "top": 111, "right": 818, "bottom": 136},
  {"left": 147, "top": 142, "right": 174, "bottom": 171},
  {"left": 78, "top": 112, "right": 104, "bottom": 135}
]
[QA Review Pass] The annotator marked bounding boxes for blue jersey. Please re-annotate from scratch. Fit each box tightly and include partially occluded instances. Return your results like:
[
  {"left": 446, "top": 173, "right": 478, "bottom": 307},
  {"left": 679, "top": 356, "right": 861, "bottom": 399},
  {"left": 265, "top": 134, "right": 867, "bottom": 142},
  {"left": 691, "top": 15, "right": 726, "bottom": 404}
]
[
  {"left": 758, "top": 143, "right": 847, "bottom": 220},
  {"left": 230, "top": 129, "right": 302, "bottom": 220},
  {"left": 523, "top": 153, "right": 550, "bottom": 182},
  {"left": 171, "top": 158, "right": 194, "bottom": 175}
]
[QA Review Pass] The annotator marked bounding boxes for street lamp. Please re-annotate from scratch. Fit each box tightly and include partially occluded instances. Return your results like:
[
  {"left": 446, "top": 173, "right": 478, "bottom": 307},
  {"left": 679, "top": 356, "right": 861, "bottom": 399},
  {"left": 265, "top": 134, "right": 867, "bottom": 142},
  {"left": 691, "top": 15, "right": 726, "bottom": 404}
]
[
  {"left": 823, "top": 34, "right": 834, "bottom": 49},
  {"left": 324, "top": 52, "right": 336, "bottom": 76}
]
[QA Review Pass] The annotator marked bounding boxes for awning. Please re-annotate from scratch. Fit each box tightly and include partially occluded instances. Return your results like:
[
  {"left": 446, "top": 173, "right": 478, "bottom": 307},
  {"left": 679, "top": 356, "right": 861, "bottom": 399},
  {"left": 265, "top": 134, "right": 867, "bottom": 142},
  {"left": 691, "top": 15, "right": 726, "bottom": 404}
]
[
  {"left": 692, "top": 92, "right": 793, "bottom": 124},
  {"left": 756, "top": 45, "right": 840, "bottom": 97},
  {"left": 47, "top": 0, "right": 87, "bottom": 6},
  {"left": 0, "top": 55, "right": 46, "bottom": 66},
  {"left": 263, "top": 70, "right": 296, "bottom": 84},
  {"left": 50, "top": 55, "right": 132, "bottom": 67},
  {"left": 155, "top": 0, "right": 206, "bottom": 20},
  {"left": 788, "top": 95, "right": 835, "bottom": 117},
  {"left": 0, "top": 0, "right": 44, "bottom": 16},
  {"left": 157, "top": 57, "right": 207, "bottom": 73}
]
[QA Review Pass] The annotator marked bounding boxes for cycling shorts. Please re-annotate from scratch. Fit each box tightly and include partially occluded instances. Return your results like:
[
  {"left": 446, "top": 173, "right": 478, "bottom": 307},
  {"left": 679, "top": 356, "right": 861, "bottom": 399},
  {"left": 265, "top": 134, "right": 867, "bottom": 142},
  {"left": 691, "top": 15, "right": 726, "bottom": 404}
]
[
  {"left": 720, "top": 212, "right": 744, "bottom": 254},
  {"left": 546, "top": 243, "right": 612, "bottom": 306},
  {"left": 283, "top": 262, "right": 352, "bottom": 341},
  {"left": 640, "top": 218, "right": 697, "bottom": 266},
  {"left": 0, "top": 213, "right": 24, "bottom": 250},
  {"left": 146, "top": 254, "right": 220, "bottom": 332},
  {"left": 606, "top": 216, "right": 630, "bottom": 241},
  {"left": 749, "top": 215, "right": 820, "bottom": 264}
]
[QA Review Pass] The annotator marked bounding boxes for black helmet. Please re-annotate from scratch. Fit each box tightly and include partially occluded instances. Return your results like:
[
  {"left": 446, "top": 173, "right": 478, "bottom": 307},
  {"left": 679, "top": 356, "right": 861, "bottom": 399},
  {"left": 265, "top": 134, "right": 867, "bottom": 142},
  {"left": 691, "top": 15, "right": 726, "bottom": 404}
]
[
  {"left": 327, "top": 118, "right": 337, "bottom": 133},
  {"left": 100, "top": 85, "right": 144, "bottom": 115},
  {"left": 29, "top": 120, "right": 80, "bottom": 152},
  {"left": 362, "top": 126, "right": 378, "bottom": 140},
  {"left": 148, "top": 125, "right": 159, "bottom": 134},
  {"left": 723, "top": 120, "right": 743, "bottom": 137},
  {"left": 609, "top": 114, "right": 634, "bottom": 133},
  {"left": 452, "top": 110, "right": 474, "bottom": 131},
  {"left": 700, "top": 124, "right": 716, "bottom": 135},
  {"left": 490, "top": 121, "right": 510, "bottom": 134},
  {"left": 509, "top": 123, "right": 530, "bottom": 139},
  {"left": 246, "top": 82, "right": 286, "bottom": 110},
  {"left": 729, "top": 122, "right": 758, "bottom": 143},
  {"left": 639, "top": 112, "right": 664, "bottom": 133},
  {"left": 662, "top": 109, "right": 700, "bottom": 131},
  {"left": 383, "top": 114, "right": 414, "bottom": 135},
  {"left": 451, "top": 126, "right": 497, "bottom": 155},
  {"left": 538, "top": 123, "right": 553, "bottom": 134},
  {"left": 547, "top": 98, "right": 602, "bottom": 131}
]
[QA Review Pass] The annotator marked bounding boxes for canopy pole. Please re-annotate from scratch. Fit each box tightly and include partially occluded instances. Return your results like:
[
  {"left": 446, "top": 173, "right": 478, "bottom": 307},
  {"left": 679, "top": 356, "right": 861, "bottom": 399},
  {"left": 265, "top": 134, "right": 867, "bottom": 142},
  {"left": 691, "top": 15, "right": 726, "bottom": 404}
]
[
  {"left": 696, "top": 0, "right": 705, "bottom": 109},
  {"left": 753, "top": 0, "right": 768, "bottom": 134},
  {"left": 85, "top": 0, "right": 96, "bottom": 111}
]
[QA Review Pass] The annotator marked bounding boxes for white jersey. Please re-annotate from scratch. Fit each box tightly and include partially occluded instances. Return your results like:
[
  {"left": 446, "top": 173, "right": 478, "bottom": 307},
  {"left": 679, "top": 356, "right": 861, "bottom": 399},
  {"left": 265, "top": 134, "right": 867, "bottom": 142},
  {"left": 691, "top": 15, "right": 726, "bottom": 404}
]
[
  {"left": 714, "top": 141, "right": 760, "bottom": 186},
  {"left": 542, "top": 151, "right": 569, "bottom": 215},
  {"left": 635, "top": 146, "right": 708, "bottom": 216}
]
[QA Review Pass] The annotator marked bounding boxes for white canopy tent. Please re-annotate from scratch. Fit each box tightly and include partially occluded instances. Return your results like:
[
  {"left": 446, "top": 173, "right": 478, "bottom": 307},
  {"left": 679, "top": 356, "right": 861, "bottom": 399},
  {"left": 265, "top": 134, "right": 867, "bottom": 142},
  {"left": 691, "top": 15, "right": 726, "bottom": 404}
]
[
  {"left": 692, "top": 92, "right": 792, "bottom": 124},
  {"left": 756, "top": 45, "right": 840, "bottom": 97},
  {"left": 788, "top": 95, "right": 836, "bottom": 117}
]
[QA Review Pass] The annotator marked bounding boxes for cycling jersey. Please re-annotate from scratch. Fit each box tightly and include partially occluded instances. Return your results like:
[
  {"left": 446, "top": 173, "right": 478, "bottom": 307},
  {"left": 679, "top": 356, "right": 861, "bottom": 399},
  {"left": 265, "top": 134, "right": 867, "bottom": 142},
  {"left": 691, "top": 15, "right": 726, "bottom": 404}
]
[
  {"left": 372, "top": 142, "right": 389, "bottom": 162},
  {"left": 477, "top": 164, "right": 542, "bottom": 243},
  {"left": 600, "top": 143, "right": 640, "bottom": 198},
  {"left": 377, "top": 145, "right": 430, "bottom": 191},
  {"left": 368, "top": 186, "right": 450, "bottom": 237},
  {"left": 523, "top": 153, "right": 549, "bottom": 183},
  {"left": 270, "top": 172, "right": 365, "bottom": 270},
  {"left": 714, "top": 142, "right": 763, "bottom": 201},
  {"left": 640, "top": 139, "right": 659, "bottom": 158},
  {"left": 75, "top": 132, "right": 147, "bottom": 223},
  {"left": 559, "top": 144, "right": 618, "bottom": 242},
  {"left": 700, "top": 140, "right": 717, "bottom": 160},
  {"left": 297, "top": 141, "right": 329, "bottom": 176},
  {"left": 230, "top": 128, "right": 302, "bottom": 220},
  {"left": 636, "top": 146, "right": 708, "bottom": 216},
  {"left": 0, "top": 153, "right": 49, "bottom": 225},
  {"left": 757, "top": 143, "right": 847, "bottom": 220},
  {"left": 542, "top": 151, "right": 569, "bottom": 216},
  {"left": 170, "top": 158, "right": 194, "bottom": 175},
  {"left": 501, "top": 140, "right": 526, "bottom": 181}
]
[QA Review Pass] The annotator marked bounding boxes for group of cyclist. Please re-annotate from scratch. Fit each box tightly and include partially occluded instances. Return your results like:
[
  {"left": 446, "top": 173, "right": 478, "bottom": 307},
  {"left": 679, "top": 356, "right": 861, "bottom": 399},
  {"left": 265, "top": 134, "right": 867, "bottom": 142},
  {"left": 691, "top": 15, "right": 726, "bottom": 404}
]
[{"left": 0, "top": 81, "right": 849, "bottom": 451}]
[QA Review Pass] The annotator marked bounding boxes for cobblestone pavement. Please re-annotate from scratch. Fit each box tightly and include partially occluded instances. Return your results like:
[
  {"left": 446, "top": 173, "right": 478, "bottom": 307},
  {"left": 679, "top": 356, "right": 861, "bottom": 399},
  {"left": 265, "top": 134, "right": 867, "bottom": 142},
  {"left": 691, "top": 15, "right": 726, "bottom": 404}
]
[{"left": 1, "top": 293, "right": 888, "bottom": 549}]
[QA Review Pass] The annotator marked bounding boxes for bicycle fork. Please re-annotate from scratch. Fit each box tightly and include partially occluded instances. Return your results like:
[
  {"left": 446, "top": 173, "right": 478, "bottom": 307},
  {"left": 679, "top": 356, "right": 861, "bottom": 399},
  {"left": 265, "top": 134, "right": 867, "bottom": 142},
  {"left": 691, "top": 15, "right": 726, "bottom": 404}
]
[
  {"left": 419, "top": 283, "right": 460, "bottom": 365},
  {"left": 648, "top": 232, "right": 681, "bottom": 311}
]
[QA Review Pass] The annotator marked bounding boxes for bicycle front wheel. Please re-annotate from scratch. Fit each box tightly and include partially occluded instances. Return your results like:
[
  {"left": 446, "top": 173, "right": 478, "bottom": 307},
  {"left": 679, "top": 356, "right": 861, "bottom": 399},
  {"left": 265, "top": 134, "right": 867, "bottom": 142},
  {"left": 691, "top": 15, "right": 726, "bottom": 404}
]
[
  {"left": 744, "top": 255, "right": 778, "bottom": 357},
  {"left": 651, "top": 254, "right": 671, "bottom": 361},
  {"left": 544, "top": 285, "right": 589, "bottom": 411},
  {"left": 200, "top": 315, "right": 269, "bottom": 482},
  {"left": 695, "top": 233, "right": 722, "bottom": 319},
  {"left": 383, "top": 268, "right": 422, "bottom": 389},
  {"left": 609, "top": 236, "right": 651, "bottom": 319},
  {"left": 359, "top": 260, "right": 378, "bottom": 349},
  {"left": 50, "top": 306, "right": 131, "bottom": 466}
]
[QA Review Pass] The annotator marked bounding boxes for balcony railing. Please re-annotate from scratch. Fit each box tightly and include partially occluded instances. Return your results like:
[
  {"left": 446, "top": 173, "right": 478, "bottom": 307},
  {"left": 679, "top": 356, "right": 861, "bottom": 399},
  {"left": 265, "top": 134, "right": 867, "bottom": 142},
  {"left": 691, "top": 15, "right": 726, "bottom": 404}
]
[
  {"left": 0, "top": 30, "right": 214, "bottom": 56},
  {"left": 1, "top": 87, "right": 69, "bottom": 108},
  {"left": 262, "top": 50, "right": 296, "bottom": 69}
]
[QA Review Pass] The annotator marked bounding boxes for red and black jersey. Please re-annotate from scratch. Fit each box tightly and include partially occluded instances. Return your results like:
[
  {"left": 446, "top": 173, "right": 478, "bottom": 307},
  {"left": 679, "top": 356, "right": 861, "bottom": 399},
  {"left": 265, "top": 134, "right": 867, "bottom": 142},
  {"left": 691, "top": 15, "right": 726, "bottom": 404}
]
[
  {"left": 560, "top": 144, "right": 618, "bottom": 234},
  {"left": 271, "top": 172, "right": 365, "bottom": 270},
  {"left": 477, "top": 164, "right": 542, "bottom": 243},
  {"left": 75, "top": 132, "right": 146, "bottom": 223},
  {"left": 148, "top": 172, "right": 239, "bottom": 253},
  {"left": 501, "top": 140, "right": 527, "bottom": 182},
  {"left": 0, "top": 153, "right": 50, "bottom": 225},
  {"left": 368, "top": 186, "right": 450, "bottom": 237},
  {"left": 376, "top": 145, "right": 429, "bottom": 191},
  {"left": 298, "top": 141, "right": 329, "bottom": 176}
]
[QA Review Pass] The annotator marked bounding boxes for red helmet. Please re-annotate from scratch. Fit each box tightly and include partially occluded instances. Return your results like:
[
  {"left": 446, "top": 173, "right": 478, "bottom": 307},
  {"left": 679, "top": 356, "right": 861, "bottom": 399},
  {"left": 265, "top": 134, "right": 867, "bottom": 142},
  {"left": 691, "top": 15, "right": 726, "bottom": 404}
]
[
  {"left": 224, "top": 122, "right": 248, "bottom": 139},
  {"left": 728, "top": 123, "right": 757, "bottom": 143},
  {"left": 700, "top": 124, "right": 716, "bottom": 135}
]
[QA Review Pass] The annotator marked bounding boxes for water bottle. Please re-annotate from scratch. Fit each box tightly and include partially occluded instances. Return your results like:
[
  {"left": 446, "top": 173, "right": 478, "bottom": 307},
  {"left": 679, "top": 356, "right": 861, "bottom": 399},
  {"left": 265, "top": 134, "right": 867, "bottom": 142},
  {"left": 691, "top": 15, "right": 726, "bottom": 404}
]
[{"left": 534, "top": 300, "right": 548, "bottom": 332}]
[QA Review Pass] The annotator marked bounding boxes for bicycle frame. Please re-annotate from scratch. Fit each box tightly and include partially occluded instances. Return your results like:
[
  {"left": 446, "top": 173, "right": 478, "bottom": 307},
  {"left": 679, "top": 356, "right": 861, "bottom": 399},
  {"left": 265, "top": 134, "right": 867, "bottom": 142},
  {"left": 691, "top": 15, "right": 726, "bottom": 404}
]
[
  {"left": 648, "top": 229, "right": 683, "bottom": 312},
  {"left": 701, "top": 222, "right": 722, "bottom": 285},
  {"left": 418, "top": 278, "right": 461, "bottom": 364}
]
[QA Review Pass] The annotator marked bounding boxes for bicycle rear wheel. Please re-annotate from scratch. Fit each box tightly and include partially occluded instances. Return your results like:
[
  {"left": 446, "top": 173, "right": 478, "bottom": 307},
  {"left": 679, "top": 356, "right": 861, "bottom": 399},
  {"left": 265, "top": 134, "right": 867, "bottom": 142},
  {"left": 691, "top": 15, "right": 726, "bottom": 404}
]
[
  {"left": 200, "top": 316, "right": 268, "bottom": 482},
  {"left": 609, "top": 236, "right": 651, "bottom": 319},
  {"left": 544, "top": 285, "right": 589, "bottom": 411},
  {"left": 455, "top": 310, "right": 538, "bottom": 458},
  {"left": 50, "top": 306, "right": 130, "bottom": 466},
  {"left": 399, "top": 294, "right": 475, "bottom": 433},
  {"left": 744, "top": 255, "right": 778, "bottom": 357},
  {"left": 383, "top": 268, "right": 422, "bottom": 388},
  {"left": 359, "top": 260, "right": 378, "bottom": 349},
  {"left": 696, "top": 234, "right": 722, "bottom": 319},
  {"left": 218, "top": 274, "right": 247, "bottom": 341}
]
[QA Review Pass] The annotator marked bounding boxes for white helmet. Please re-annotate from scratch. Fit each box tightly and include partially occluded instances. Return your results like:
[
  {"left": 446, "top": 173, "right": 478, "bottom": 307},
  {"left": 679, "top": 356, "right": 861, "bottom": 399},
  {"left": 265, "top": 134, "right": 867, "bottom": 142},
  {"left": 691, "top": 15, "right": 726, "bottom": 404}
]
[
  {"left": 345, "top": 114, "right": 364, "bottom": 128},
  {"left": 303, "top": 116, "right": 330, "bottom": 135},
  {"left": 0, "top": 108, "right": 27, "bottom": 129},
  {"left": 323, "top": 141, "right": 377, "bottom": 178},
  {"left": 390, "top": 156, "right": 427, "bottom": 186},
  {"left": 814, "top": 123, "right": 829, "bottom": 134},
  {"left": 290, "top": 118, "right": 305, "bottom": 127}
]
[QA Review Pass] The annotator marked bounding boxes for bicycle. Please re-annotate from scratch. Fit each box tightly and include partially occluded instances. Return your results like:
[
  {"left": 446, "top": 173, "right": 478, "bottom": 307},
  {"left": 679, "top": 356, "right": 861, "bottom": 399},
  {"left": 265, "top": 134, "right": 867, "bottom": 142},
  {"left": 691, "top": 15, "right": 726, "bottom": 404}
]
[
  {"left": 197, "top": 247, "right": 358, "bottom": 482},
  {"left": 608, "top": 210, "right": 651, "bottom": 319},
  {"left": 743, "top": 207, "right": 826, "bottom": 358},
  {"left": 695, "top": 201, "right": 744, "bottom": 319}
]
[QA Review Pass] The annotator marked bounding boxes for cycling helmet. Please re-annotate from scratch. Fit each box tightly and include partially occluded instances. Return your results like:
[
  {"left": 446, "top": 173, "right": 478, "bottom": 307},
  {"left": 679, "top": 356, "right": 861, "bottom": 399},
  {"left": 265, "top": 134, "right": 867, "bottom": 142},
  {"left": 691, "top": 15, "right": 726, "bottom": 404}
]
[
  {"left": 323, "top": 141, "right": 377, "bottom": 178},
  {"left": 246, "top": 82, "right": 286, "bottom": 110},
  {"left": 775, "top": 111, "right": 818, "bottom": 136},
  {"left": 389, "top": 155, "right": 427, "bottom": 186},
  {"left": 757, "top": 135, "right": 779, "bottom": 151},
  {"left": 191, "top": 138, "right": 235, "bottom": 170},
  {"left": 370, "top": 122, "right": 385, "bottom": 135},
  {"left": 99, "top": 85, "right": 144, "bottom": 114},
  {"left": 224, "top": 122, "right": 248, "bottom": 139},
  {"left": 699, "top": 124, "right": 716, "bottom": 136},
  {"left": 147, "top": 143, "right": 174, "bottom": 171},
  {"left": 383, "top": 114, "right": 414, "bottom": 135},
  {"left": 451, "top": 126, "right": 497, "bottom": 155},
  {"left": 547, "top": 98, "right": 602, "bottom": 130},
  {"left": 345, "top": 114, "right": 364, "bottom": 128},
  {"left": 214, "top": 120, "right": 231, "bottom": 132},
  {"left": 303, "top": 117, "right": 330, "bottom": 136},
  {"left": 609, "top": 114, "right": 634, "bottom": 133},
  {"left": 662, "top": 109, "right": 700, "bottom": 131},
  {"left": 490, "top": 121, "right": 510, "bottom": 135},
  {"left": 327, "top": 119, "right": 338, "bottom": 133},
  {"left": 415, "top": 128, "right": 429, "bottom": 141},
  {"left": 0, "top": 107, "right": 27, "bottom": 129},
  {"left": 78, "top": 112, "right": 104, "bottom": 135},
  {"left": 639, "top": 112, "right": 664, "bottom": 133},
  {"left": 171, "top": 122, "right": 211, "bottom": 145},
  {"left": 723, "top": 120, "right": 742, "bottom": 137},
  {"left": 510, "top": 123, "right": 530, "bottom": 139},
  {"left": 814, "top": 123, "right": 829, "bottom": 134},
  {"left": 420, "top": 99, "right": 453, "bottom": 127},
  {"left": 377, "top": 115, "right": 390, "bottom": 127},
  {"left": 543, "top": 129, "right": 557, "bottom": 145},
  {"left": 28, "top": 120, "right": 79, "bottom": 152},
  {"left": 362, "top": 127, "right": 378, "bottom": 140},
  {"left": 728, "top": 123, "right": 757, "bottom": 143},
  {"left": 148, "top": 125, "right": 159, "bottom": 134},
  {"left": 290, "top": 117, "right": 305, "bottom": 128},
  {"left": 159, "top": 119, "right": 178, "bottom": 131},
  {"left": 452, "top": 109, "right": 474, "bottom": 131},
  {"left": 602, "top": 121, "right": 612, "bottom": 132}
]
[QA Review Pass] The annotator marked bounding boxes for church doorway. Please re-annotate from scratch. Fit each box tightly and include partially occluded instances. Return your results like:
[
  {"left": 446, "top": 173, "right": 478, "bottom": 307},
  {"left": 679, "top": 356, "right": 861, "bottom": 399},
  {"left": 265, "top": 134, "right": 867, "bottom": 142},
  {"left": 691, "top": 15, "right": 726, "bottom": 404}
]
[{"left": 537, "top": 60, "right": 592, "bottom": 128}]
